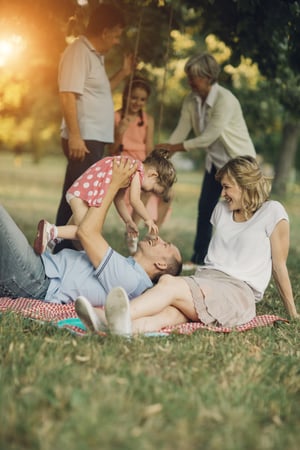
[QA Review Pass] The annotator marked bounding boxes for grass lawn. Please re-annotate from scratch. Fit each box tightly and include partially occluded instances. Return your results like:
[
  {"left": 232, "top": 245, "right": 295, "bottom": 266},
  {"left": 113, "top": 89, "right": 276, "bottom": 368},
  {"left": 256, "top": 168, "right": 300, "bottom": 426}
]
[{"left": 0, "top": 153, "right": 299, "bottom": 450}]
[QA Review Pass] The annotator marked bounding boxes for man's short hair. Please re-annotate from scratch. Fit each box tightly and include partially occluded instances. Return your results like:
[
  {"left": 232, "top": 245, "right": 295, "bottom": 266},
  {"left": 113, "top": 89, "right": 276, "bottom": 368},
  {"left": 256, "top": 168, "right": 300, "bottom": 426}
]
[
  {"left": 167, "top": 253, "right": 183, "bottom": 277},
  {"left": 153, "top": 251, "right": 183, "bottom": 283},
  {"left": 86, "top": 4, "right": 126, "bottom": 36}
]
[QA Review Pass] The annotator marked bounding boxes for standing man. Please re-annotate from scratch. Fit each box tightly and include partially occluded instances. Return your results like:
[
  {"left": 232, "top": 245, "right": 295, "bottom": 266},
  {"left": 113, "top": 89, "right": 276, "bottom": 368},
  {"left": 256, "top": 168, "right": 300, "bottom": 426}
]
[
  {"left": 157, "top": 52, "right": 256, "bottom": 267},
  {"left": 55, "top": 3, "right": 133, "bottom": 251}
]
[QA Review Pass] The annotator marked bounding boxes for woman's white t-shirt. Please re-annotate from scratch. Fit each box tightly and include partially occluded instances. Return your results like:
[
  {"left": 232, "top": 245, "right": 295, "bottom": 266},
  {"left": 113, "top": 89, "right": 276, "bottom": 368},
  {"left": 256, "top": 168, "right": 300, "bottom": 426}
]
[{"left": 203, "top": 200, "right": 289, "bottom": 301}]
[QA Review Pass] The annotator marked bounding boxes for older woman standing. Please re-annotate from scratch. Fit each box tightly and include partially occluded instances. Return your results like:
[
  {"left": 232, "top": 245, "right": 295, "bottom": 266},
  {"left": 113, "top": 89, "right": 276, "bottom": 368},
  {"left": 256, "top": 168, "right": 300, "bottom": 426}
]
[{"left": 157, "top": 53, "right": 256, "bottom": 267}]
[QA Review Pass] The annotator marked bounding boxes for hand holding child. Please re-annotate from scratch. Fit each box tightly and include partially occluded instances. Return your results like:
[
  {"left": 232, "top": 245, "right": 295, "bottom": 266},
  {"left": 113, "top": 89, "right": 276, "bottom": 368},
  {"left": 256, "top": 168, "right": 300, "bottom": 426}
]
[{"left": 111, "top": 157, "right": 137, "bottom": 189}]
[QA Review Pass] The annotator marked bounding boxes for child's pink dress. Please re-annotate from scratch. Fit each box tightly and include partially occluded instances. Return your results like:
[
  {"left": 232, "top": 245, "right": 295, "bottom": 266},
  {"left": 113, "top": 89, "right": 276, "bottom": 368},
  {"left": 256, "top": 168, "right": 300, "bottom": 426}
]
[
  {"left": 114, "top": 110, "right": 148, "bottom": 160},
  {"left": 67, "top": 156, "right": 144, "bottom": 207}
]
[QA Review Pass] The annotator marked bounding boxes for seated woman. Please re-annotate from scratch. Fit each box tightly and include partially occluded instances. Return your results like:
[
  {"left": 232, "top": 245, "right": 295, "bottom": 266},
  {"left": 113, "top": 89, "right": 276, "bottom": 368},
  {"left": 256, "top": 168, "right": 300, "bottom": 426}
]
[{"left": 75, "top": 156, "right": 299, "bottom": 335}]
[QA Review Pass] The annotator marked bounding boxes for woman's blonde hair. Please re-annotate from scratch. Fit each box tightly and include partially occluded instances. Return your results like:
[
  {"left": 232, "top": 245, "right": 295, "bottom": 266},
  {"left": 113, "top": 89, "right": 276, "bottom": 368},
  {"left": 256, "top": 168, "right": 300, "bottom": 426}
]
[{"left": 215, "top": 156, "right": 272, "bottom": 218}]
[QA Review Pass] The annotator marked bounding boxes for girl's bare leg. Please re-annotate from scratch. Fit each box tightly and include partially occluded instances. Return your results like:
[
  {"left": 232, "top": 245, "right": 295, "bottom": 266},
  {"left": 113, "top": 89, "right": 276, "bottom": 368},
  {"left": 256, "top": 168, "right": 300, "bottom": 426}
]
[
  {"left": 56, "top": 224, "right": 78, "bottom": 240},
  {"left": 69, "top": 198, "right": 89, "bottom": 225},
  {"left": 56, "top": 198, "right": 90, "bottom": 248},
  {"left": 54, "top": 198, "right": 89, "bottom": 240}
]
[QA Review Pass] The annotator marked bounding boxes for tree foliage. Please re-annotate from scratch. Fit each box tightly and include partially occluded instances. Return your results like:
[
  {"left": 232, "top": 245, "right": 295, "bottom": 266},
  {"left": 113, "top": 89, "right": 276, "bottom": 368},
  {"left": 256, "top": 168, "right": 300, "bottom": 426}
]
[
  {"left": 182, "top": 0, "right": 300, "bottom": 114},
  {"left": 172, "top": 0, "right": 300, "bottom": 192},
  {"left": 0, "top": 0, "right": 299, "bottom": 191}
]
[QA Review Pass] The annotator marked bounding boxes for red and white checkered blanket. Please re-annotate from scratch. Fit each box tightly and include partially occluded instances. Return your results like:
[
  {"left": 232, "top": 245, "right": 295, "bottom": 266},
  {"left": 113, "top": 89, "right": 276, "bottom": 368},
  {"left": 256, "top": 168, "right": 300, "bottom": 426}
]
[{"left": 0, "top": 297, "right": 289, "bottom": 336}]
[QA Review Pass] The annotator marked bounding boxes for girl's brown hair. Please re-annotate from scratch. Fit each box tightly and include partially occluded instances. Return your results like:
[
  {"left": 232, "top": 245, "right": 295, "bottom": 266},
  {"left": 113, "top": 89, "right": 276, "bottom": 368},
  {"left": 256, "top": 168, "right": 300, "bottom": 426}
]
[
  {"left": 121, "top": 77, "right": 151, "bottom": 126},
  {"left": 143, "top": 149, "right": 177, "bottom": 202}
]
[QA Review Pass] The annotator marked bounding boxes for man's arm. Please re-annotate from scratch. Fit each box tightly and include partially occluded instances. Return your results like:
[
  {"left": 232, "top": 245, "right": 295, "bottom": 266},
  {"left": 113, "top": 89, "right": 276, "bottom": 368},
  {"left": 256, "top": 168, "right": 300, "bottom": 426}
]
[
  {"left": 109, "top": 54, "right": 134, "bottom": 91},
  {"left": 59, "top": 92, "right": 90, "bottom": 161},
  {"left": 76, "top": 159, "right": 137, "bottom": 268}
]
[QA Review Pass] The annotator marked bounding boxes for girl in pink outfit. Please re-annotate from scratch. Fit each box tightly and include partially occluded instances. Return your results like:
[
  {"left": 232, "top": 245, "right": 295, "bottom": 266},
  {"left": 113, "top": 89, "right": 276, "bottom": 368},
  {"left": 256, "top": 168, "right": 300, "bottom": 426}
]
[
  {"left": 109, "top": 76, "right": 154, "bottom": 160},
  {"left": 34, "top": 150, "right": 176, "bottom": 255}
]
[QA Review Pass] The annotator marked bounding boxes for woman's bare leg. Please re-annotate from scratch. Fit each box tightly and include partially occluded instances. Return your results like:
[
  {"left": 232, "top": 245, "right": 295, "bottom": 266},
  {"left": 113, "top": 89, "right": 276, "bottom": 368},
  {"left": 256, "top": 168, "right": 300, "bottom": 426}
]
[
  {"left": 130, "top": 274, "right": 198, "bottom": 322},
  {"left": 132, "top": 306, "right": 188, "bottom": 334},
  {"left": 75, "top": 276, "right": 197, "bottom": 335}
]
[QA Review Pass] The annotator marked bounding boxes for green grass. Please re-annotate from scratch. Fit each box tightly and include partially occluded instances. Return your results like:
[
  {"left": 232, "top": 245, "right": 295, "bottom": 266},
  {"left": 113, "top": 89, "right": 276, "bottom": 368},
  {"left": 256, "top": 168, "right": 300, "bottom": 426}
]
[{"left": 0, "top": 153, "right": 299, "bottom": 450}]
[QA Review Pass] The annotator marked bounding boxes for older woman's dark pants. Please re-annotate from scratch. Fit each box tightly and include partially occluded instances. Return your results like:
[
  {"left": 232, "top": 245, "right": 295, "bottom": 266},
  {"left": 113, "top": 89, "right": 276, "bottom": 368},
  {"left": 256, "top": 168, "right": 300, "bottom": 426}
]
[{"left": 191, "top": 165, "right": 222, "bottom": 265}]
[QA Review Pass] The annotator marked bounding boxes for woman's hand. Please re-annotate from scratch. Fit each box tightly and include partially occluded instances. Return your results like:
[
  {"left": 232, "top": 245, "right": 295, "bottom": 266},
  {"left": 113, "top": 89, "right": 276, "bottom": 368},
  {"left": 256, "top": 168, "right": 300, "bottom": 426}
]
[
  {"left": 155, "top": 143, "right": 185, "bottom": 154},
  {"left": 122, "top": 53, "right": 136, "bottom": 77}
]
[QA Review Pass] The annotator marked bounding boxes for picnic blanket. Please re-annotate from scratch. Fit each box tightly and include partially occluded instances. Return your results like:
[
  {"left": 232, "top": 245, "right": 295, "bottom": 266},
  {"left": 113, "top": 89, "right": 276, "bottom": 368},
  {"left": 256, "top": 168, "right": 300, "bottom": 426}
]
[{"left": 0, "top": 297, "right": 289, "bottom": 336}]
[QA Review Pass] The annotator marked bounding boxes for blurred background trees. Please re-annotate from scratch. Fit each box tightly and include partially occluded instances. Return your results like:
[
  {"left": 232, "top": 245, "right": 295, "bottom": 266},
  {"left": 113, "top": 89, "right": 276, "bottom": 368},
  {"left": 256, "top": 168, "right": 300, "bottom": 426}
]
[{"left": 0, "top": 0, "right": 299, "bottom": 194}]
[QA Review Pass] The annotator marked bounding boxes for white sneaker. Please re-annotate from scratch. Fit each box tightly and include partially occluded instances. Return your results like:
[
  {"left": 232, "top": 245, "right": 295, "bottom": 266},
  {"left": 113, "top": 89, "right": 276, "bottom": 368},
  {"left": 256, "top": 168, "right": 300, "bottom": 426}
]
[
  {"left": 105, "top": 287, "right": 132, "bottom": 336},
  {"left": 75, "top": 296, "right": 106, "bottom": 332},
  {"left": 33, "top": 220, "right": 57, "bottom": 255}
]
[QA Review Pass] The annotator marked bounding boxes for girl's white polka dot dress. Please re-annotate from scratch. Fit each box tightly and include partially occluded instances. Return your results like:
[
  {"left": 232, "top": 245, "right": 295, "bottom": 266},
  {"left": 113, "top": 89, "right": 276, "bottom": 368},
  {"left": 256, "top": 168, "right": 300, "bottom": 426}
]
[{"left": 67, "top": 156, "right": 144, "bottom": 207}]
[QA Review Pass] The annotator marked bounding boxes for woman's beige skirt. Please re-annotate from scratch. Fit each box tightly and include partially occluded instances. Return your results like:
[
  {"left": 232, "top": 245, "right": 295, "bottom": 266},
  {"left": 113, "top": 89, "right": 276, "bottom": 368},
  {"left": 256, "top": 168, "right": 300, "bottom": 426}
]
[{"left": 183, "top": 268, "right": 256, "bottom": 327}]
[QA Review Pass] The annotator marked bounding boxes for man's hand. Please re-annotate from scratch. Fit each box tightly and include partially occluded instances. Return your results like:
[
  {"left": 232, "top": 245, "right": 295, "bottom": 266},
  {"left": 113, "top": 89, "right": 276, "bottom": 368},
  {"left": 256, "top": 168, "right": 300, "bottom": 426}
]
[
  {"left": 109, "top": 54, "right": 136, "bottom": 90},
  {"left": 111, "top": 157, "right": 137, "bottom": 189},
  {"left": 68, "top": 135, "right": 90, "bottom": 161},
  {"left": 59, "top": 92, "right": 90, "bottom": 160},
  {"left": 122, "top": 53, "right": 136, "bottom": 77}
]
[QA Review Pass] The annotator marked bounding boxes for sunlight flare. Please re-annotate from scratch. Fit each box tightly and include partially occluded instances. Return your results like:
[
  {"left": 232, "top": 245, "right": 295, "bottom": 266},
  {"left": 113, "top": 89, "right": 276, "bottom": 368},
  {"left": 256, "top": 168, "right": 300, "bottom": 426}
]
[{"left": 0, "top": 34, "right": 25, "bottom": 67}]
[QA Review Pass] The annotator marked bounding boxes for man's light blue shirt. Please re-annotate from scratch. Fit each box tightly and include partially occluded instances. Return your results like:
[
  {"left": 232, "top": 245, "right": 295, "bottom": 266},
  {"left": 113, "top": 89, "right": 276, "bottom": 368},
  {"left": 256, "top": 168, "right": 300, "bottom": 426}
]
[{"left": 41, "top": 247, "right": 153, "bottom": 305}]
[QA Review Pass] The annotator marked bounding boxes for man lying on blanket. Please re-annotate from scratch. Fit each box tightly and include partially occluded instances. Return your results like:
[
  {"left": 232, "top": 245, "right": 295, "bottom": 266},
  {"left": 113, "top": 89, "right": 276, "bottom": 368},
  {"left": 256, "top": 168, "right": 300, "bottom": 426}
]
[{"left": 0, "top": 158, "right": 182, "bottom": 308}]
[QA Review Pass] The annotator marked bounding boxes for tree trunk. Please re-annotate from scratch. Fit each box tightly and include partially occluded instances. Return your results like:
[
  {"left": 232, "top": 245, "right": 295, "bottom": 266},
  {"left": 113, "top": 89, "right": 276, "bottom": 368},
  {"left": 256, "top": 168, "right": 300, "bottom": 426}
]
[{"left": 272, "top": 120, "right": 300, "bottom": 196}]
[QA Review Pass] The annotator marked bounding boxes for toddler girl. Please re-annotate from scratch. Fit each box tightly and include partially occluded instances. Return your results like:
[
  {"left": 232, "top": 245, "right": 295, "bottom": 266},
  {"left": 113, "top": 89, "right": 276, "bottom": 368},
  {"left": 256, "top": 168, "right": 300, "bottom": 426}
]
[{"left": 34, "top": 149, "right": 176, "bottom": 255}]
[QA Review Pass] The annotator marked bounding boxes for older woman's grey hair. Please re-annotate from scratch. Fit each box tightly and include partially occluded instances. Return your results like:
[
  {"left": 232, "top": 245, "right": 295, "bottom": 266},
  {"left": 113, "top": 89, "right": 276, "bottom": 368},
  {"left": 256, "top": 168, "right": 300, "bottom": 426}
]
[{"left": 184, "top": 53, "right": 220, "bottom": 84}]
